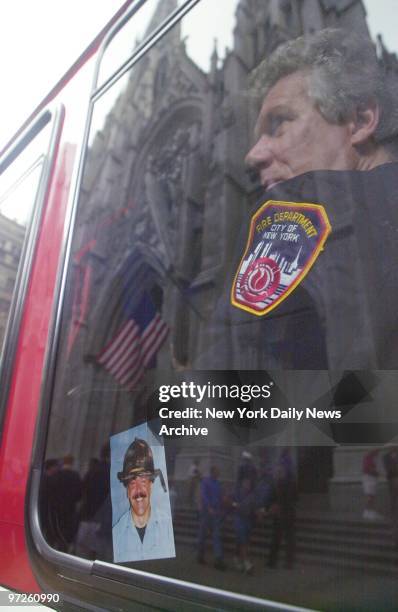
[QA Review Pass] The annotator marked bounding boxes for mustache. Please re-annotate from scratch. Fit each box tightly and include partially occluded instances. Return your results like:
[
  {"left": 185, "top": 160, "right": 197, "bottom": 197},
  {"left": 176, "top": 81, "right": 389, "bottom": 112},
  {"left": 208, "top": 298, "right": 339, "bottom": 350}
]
[{"left": 132, "top": 491, "right": 148, "bottom": 500}]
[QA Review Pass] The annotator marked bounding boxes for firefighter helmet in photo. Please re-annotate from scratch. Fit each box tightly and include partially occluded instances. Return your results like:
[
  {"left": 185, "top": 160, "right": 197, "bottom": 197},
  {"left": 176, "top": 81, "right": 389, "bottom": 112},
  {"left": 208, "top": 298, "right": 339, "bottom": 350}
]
[{"left": 117, "top": 437, "right": 167, "bottom": 492}]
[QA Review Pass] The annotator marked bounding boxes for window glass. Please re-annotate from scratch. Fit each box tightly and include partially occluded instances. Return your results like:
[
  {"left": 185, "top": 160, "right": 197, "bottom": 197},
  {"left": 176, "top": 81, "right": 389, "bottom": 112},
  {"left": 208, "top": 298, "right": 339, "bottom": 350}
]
[
  {"left": 97, "top": 0, "right": 237, "bottom": 88},
  {"left": 42, "top": 1, "right": 398, "bottom": 609},
  {"left": 97, "top": 0, "right": 188, "bottom": 88},
  {"left": 0, "top": 165, "right": 41, "bottom": 346},
  {"left": 0, "top": 122, "right": 50, "bottom": 351}
]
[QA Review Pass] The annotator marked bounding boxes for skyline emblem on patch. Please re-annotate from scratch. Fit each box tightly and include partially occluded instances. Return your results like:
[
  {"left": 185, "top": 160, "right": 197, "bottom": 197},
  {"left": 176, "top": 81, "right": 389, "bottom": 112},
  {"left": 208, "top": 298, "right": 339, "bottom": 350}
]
[{"left": 231, "top": 200, "right": 331, "bottom": 316}]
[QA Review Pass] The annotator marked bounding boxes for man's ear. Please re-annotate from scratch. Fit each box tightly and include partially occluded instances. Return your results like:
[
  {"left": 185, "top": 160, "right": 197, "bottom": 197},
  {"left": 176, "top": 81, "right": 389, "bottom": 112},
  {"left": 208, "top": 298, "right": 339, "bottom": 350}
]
[{"left": 350, "top": 104, "right": 380, "bottom": 146}]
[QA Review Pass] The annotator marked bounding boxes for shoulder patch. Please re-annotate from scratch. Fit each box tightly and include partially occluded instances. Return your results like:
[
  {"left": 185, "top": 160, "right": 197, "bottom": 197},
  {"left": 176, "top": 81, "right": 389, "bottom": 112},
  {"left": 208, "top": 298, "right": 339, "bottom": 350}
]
[{"left": 231, "top": 200, "right": 331, "bottom": 316}]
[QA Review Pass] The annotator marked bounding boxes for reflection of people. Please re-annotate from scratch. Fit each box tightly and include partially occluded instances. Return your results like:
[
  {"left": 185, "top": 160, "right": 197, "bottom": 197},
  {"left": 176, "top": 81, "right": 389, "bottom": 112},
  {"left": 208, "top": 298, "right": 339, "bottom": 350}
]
[
  {"left": 203, "top": 28, "right": 398, "bottom": 372},
  {"left": 232, "top": 451, "right": 257, "bottom": 573},
  {"left": 383, "top": 446, "right": 398, "bottom": 548},
  {"left": 384, "top": 446, "right": 398, "bottom": 516},
  {"left": 232, "top": 477, "right": 256, "bottom": 574},
  {"left": 188, "top": 457, "right": 202, "bottom": 507},
  {"left": 267, "top": 462, "right": 298, "bottom": 570},
  {"left": 75, "top": 444, "right": 111, "bottom": 560},
  {"left": 197, "top": 466, "right": 226, "bottom": 570},
  {"left": 246, "top": 28, "right": 396, "bottom": 188},
  {"left": 50, "top": 455, "right": 82, "bottom": 551},
  {"left": 80, "top": 458, "right": 104, "bottom": 521},
  {"left": 245, "top": 28, "right": 398, "bottom": 368},
  {"left": 362, "top": 449, "right": 382, "bottom": 521},
  {"left": 112, "top": 438, "right": 175, "bottom": 562},
  {"left": 237, "top": 451, "right": 257, "bottom": 490},
  {"left": 40, "top": 458, "right": 60, "bottom": 548}
]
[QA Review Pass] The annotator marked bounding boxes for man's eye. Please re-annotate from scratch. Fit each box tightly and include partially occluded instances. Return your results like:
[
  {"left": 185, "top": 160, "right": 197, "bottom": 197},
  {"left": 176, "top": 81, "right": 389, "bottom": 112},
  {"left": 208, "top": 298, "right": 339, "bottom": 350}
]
[{"left": 268, "top": 116, "right": 287, "bottom": 135}]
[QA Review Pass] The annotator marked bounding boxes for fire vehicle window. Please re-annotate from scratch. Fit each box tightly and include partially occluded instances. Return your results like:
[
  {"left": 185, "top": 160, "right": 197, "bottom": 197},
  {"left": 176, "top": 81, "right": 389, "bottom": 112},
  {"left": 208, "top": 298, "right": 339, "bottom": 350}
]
[
  {"left": 97, "top": 0, "right": 183, "bottom": 88},
  {"left": 0, "top": 115, "right": 55, "bottom": 439},
  {"left": 41, "top": 1, "right": 398, "bottom": 610},
  {"left": 0, "top": 164, "right": 42, "bottom": 345}
]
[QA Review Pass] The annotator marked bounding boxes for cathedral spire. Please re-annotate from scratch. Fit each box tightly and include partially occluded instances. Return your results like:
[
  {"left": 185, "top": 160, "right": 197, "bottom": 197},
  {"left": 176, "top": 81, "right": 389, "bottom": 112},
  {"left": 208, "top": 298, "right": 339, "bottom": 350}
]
[
  {"left": 211, "top": 39, "right": 218, "bottom": 75},
  {"left": 145, "top": 0, "right": 178, "bottom": 35}
]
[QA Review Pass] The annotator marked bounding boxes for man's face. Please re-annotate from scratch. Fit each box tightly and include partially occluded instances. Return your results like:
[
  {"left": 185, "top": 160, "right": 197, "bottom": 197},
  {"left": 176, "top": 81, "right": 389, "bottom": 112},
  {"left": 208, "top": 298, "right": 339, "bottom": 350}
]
[
  {"left": 127, "top": 475, "right": 152, "bottom": 521},
  {"left": 246, "top": 71, "right": 359, "bottom": 190}
]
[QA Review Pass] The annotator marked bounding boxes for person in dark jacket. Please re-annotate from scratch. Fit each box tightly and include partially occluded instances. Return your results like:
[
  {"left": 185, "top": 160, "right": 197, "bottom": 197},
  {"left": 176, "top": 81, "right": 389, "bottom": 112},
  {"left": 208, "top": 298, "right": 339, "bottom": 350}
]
[
  {"left": 40, "top": 458, "right": 60, "bottom": 548},
  {"left": 199, "top": 28, "right": 398, "bottom": 375},
  {"left": 50, "top": 455, "right": 82, "bottom": 551},
  {"left": 237, "top": 451, "right": 257, "bottom": 490},
  {"left": 267, "top": 462, "right": 298, "bottom": 569},
  {"left": 232, "top": 476, "right": 257, "bottom": 574},
  {"left": 383, "top": 446, "right": 398, "bottom": 547}
]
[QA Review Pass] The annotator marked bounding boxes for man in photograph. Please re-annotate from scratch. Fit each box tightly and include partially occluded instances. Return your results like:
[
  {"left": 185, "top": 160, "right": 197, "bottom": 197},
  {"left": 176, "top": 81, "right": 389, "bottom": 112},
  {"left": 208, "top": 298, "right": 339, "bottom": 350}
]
[{"left": 112, "top": 437, "right": 175, "bottom": 562}]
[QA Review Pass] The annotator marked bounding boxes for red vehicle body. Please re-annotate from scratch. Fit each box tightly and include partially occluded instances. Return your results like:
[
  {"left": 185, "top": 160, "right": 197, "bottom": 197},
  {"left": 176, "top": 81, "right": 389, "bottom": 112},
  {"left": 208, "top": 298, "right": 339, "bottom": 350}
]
[{"left": 0, "top": 1, "right": 131, "bottom": 593}]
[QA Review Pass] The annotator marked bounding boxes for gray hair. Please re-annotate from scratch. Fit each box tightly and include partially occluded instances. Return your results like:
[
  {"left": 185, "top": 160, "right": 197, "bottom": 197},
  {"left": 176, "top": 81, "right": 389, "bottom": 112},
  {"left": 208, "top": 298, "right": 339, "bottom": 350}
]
[{"left": 252, "top": 28, "right": 398, "bottom": 155}]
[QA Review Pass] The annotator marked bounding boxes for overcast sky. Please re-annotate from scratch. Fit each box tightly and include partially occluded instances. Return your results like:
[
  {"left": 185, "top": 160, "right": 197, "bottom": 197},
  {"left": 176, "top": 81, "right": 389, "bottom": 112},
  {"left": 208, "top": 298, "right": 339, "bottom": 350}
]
[
  {"left": 0, "top": 0, "right": 396, "bottom": 149},
  {"left": 0, "top": 0, "right": 124, "bottom": 147}
]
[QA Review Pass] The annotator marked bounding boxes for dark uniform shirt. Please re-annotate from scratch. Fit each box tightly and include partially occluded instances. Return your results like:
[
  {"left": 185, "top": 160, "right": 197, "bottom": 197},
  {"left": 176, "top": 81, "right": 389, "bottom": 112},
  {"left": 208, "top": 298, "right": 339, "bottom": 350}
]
[{"left": 200, "top": 163, "right": 398, "bottom": 370}]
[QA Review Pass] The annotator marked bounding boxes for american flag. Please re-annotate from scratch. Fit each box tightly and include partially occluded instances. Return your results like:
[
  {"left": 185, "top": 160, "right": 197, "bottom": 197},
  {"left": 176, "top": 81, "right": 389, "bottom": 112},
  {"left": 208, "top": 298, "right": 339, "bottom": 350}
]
[{"left": 97, "top": 292, "right": 169, "bottom": 391}]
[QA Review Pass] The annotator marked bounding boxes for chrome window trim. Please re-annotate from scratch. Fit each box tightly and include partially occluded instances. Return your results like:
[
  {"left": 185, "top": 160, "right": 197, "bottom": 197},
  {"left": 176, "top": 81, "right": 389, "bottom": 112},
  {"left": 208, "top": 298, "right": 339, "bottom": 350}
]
[
  {"left": 27, "top": 465, "right": 308, "bottom": 612},
  {"left": 0, "top": 105, "right": 64, "bottom": 440},
  {"left": 0, "top": 111, "right": 51, "bottom": 175},
  {"left": 92, "top": 0, "right": 200, "bottom": 102}
]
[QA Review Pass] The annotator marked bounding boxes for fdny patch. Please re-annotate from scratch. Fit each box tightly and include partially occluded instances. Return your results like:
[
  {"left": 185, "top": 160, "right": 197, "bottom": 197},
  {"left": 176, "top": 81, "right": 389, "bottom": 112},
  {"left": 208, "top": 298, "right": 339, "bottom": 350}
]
[{"left": 231, "top": 200, "right": 331, "bottom": 316}]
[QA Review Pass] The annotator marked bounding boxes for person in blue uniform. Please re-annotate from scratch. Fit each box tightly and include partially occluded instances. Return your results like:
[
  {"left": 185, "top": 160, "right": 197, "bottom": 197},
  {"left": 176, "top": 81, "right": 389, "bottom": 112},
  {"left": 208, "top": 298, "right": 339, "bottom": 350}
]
[
  {"left": 197, "top": 465, "right": 226, "bottom": 569},
  {"left": 113, "top": 438, "right": 175, "bottom": 563}
]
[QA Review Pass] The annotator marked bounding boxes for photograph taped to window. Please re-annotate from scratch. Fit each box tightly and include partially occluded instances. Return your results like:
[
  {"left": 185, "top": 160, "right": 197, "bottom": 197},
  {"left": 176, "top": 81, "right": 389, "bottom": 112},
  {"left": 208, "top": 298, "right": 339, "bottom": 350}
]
[{"left": 110, "top": 423, "right": 175, "bottom": 563}]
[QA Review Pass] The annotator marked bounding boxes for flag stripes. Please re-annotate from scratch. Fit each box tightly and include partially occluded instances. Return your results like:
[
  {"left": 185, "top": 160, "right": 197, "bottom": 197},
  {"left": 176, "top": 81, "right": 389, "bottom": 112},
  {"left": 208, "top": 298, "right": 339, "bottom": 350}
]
[{"left": 97, "top": 296, "right": 168, "bottom": 391}]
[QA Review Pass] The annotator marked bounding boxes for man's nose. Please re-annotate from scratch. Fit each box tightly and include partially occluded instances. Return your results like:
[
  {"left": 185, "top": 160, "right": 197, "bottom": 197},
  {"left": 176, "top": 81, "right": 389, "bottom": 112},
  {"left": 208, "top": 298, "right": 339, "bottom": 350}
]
[{"left": 245, "top": 135, "right": 274, "bottom": 170}]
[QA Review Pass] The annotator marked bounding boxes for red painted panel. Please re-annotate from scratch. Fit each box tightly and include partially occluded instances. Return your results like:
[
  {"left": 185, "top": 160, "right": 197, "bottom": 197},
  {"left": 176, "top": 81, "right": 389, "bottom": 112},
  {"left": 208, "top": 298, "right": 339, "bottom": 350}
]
[
  {"left": 0, "top": 53, "right": 95, "bottom": 592},
  {"left": 0, "top": 0, "right": 136, "bottom": 592},
  {"left": 0, "top": 523, "right": 40, "bottom": 592}
]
